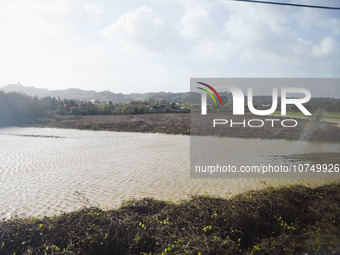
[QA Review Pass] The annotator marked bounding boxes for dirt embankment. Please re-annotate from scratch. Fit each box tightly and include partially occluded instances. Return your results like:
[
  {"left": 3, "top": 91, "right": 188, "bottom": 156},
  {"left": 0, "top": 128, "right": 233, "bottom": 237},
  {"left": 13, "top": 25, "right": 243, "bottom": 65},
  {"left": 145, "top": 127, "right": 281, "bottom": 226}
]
[
  {"left": 1, "top": 184, "right": 340, "bottom": 254},
  {"left": 36, "top": 113, "right": 340, "bottom": 142},
  {"left": 41, "top": 113, "right": 190, "bottom": 135}
]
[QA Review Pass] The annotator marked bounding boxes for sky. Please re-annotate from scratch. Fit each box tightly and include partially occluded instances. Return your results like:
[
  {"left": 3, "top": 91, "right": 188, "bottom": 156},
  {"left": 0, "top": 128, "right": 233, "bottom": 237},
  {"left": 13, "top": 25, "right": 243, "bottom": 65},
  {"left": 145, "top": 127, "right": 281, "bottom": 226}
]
[{"left": 0, "top": 0, "right": 339, "bottom": 93}]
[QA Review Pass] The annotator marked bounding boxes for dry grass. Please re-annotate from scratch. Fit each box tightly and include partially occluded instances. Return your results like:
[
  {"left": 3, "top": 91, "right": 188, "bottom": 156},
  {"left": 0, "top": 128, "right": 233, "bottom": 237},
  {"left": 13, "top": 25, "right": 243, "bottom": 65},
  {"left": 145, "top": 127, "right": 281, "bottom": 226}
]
[
  {"left": 41, "top": 114, "right": 190, "bottom": 135},
  {"left": 1, "top": 184, "right": 340, "bottom": 254},
  {"left": 31, "top": 112, "right": 340, "bottom": 142}
]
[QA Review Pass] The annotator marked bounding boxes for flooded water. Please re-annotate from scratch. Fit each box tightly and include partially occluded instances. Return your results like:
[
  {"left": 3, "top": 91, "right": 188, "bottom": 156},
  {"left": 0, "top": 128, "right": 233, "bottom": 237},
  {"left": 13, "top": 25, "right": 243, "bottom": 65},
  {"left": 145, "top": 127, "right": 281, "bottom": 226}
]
[{"left": 0, "top": 127, "right": 339, "bottom": 219}]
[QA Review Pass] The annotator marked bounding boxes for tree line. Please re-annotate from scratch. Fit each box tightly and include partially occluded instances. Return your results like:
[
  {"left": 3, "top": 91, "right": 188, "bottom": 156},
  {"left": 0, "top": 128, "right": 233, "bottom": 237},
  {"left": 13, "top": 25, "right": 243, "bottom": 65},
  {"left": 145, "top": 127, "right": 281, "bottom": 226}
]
[
  {"left": 0, "top": 91, "right": 189, "bottom": 126},
  {"left": 1, "top": 91, "right": 338, "bottom": 127},
  {"left": 0, "top": 91, "right": 49, "bottom": 126}
]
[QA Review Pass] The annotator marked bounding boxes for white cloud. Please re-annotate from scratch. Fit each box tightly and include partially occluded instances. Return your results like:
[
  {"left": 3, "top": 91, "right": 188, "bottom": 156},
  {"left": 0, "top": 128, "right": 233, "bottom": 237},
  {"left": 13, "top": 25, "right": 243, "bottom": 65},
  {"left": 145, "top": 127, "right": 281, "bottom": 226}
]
[
  {"left": 180, "top": 5, "right": 214, "bottom": 39},
  {"left": 180, "top": 0, "right": 340, "bottom": 77},
  {"left": 0, "top": 0, "right": 339, "bottom": 93},
  {"left": 312, "top": 36, "right": 338, "bottom": 58},
  {"left": 102, "top": 6, "right": 180, "bottom": 55},
  {"left": 83, "top": 4, "right": 104, "bottom": 25},
  {"left": 0, "top": 0, "right": 111, "bottom": 89},
  {"left": 0, "top": 1, "right": 74, "bottom": 84}
]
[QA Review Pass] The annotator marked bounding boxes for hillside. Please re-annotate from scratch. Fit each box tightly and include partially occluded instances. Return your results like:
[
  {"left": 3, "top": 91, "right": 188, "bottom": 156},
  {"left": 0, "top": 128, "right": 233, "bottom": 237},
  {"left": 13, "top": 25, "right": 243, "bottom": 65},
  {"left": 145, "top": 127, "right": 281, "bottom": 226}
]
[
  {"left": 0, "top": 84, "right": 191, "bottom": 103},
  {"left": 2, "top": 84, "right": 338, "bottom": 105}
]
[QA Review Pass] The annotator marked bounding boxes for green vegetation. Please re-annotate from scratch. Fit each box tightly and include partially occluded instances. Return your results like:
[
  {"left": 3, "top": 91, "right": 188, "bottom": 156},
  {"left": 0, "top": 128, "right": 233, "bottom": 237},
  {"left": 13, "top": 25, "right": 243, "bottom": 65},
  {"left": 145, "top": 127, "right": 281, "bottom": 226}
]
[
  {"left": 305, "top": 100, "right": 340, "bottom": 113},
  {"left": 325, "top": 112, "right": 340, "bottom": 118},
  {"left": 190, "top": 96, "right": 340, "bottom": 116},
  {"left": 56, "top": 99, "right": 189, "bottom": 116},
  {"left": 1, "top": 184, "right": 340, "bottom": 254},
  {"left": 191, "top": 112, "right": 340, "bottom": 142},
  {"left": 272, "top": 111, "right": 340, "bottom": 119},
  {"left": 0, "top": 91, "right": 49, "bottom": 126},
  {"left": 0, "top": 91, "right": 189, "bottom": 128},
  {"left": 1, "top": 91, "right": 340, "bottom": 142},
  {"left": 272, "top": 111, "right": 305, "bottom": 117}
]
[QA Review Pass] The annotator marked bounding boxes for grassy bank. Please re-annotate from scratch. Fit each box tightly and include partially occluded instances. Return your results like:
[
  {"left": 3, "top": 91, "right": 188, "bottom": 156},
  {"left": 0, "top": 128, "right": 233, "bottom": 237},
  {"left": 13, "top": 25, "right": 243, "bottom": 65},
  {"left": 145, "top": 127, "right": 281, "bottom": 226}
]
[
  {"left": 272, "top": 111, "right": 340, "bottom": 119},
  {"left": 191, "top": 112, "right": 340, "bottom": 142},
  {"left": 1, "top": 184, "right": 340, "bottom": 255}
]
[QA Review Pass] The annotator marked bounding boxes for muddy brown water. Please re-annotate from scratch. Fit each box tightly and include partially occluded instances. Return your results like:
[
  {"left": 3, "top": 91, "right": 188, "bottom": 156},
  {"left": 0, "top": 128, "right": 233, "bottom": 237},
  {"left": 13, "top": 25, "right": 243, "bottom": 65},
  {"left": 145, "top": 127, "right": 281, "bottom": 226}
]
[{"left": 0, "top": 127, "right": 339, "bottom": 219}]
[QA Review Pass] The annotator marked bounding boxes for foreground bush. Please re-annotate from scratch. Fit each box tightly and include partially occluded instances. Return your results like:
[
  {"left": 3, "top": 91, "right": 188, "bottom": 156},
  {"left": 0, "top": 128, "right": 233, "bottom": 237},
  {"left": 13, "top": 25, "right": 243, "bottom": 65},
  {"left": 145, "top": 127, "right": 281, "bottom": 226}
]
[{"left": 1, "top": 184, "right": 340, "bottom": 255}]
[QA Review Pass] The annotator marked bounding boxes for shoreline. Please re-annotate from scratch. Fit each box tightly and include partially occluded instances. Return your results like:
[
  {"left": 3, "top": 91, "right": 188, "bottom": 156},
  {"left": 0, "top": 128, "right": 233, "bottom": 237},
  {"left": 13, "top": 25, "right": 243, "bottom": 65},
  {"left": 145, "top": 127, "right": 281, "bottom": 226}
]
[
  {"left": 1, "top": 183, "right": 340, "bottom": 254},
  {"left": 1, "top": 116, "right": 340, "bottom": 254},
  {"left": 36, "top": 113, "right": 190, "bottom": 135},
  {"left": 25, "top": 113, "right": 340, "bottom": 142}
]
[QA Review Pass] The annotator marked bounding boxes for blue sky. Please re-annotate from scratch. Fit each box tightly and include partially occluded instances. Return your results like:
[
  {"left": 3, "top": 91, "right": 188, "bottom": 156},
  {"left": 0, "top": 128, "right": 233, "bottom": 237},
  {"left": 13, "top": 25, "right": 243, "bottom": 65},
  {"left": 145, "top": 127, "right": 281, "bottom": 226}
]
[{"left": 0, "top": 0, "right": 339, "bottom": 93}]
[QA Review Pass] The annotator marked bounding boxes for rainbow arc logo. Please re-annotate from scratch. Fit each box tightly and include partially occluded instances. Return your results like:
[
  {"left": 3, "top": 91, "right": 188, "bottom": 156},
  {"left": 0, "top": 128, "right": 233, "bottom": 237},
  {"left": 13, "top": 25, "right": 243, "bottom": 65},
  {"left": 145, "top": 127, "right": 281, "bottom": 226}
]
[{"left": 196, "top": 82, "right": 223, "bottom": 107}]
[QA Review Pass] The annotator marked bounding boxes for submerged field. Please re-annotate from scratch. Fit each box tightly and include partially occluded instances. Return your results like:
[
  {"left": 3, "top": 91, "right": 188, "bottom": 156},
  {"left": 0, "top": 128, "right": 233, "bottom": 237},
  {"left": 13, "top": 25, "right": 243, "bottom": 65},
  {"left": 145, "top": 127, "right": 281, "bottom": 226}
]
[
  {"left": 1, "top": 184, "right": 340, "bottom": 255},
  {"left": 2, "top": 114, "right": 339, "bottom": 254},
  {"left": 39, "top": 114, "right": 190, "bottom": 135},
  {"left": 35, "top": 112, "right": 340, "bottom": 142}
]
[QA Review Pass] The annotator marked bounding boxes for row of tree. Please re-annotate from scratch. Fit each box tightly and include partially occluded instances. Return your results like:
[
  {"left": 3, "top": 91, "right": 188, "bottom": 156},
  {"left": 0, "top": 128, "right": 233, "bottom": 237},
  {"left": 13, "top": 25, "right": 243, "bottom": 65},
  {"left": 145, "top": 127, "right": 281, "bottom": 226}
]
[
  {"left": 304, "top": 101, "right": 340, "bottom": 113},
  {"left": 192, "top": 97, "right": 340, "bottom": 114},
  {"left": 0, "top": 91, "right": 49, "bottom": 126},
  {"left": 54, "top": 99, "right": 189, "bottom": 115},
  {"left": 1, "top": 91, "right": 339, "bottom": 126},
  {"left": 0, "top": 92, "right": 190, "bottom": 126}
]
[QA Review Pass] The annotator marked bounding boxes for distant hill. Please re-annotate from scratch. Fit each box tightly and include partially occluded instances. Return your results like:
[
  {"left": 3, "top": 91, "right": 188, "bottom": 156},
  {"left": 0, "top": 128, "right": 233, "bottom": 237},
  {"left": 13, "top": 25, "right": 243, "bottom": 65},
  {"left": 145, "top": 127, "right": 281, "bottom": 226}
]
[
  {"left": 0, "top": 84, "right": 191, "bottom": 103},
  {"left": 1, "top": 84, "right": 336, "bottom": 104}
]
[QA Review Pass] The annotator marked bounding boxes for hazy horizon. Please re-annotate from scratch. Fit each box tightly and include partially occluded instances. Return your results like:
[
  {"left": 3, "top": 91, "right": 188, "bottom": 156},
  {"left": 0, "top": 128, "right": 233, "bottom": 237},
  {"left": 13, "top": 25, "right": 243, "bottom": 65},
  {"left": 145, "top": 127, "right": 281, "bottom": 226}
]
[
  {"left": 2, "top": 79, "right": 340, "bottom": 99},
  {"left": 1, "top": 0, "right": 340, "bottom": 93}
]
